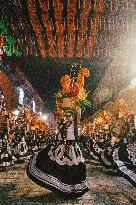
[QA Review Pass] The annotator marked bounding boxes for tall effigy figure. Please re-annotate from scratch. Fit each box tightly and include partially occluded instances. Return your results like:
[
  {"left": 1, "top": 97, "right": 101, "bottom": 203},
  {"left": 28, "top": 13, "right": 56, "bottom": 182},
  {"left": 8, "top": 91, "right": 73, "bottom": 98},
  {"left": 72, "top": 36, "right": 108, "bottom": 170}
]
[{"left": 27, "top": 67, "right": 91, "bottom": 197}]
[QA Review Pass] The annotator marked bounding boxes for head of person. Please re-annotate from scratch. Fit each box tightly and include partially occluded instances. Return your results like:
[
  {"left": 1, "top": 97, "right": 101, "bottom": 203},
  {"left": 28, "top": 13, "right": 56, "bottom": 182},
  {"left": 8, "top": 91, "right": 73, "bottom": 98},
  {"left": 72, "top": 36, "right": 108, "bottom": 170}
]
[{"left": 65, "top": 110, "right": 74, "bottom": 122}]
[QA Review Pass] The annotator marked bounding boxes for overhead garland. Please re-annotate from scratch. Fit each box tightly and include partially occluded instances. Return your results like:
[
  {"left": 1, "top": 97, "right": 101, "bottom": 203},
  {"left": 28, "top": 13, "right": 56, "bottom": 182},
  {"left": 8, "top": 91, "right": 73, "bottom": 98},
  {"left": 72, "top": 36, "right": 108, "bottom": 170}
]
[
  {"left": 67, "top": 0, "right": 76, "bottom": 58},
  {"left": 0, "top": 20, "right": 21, "bottom": 57},
  {"left": 76, "top": 0, "right": 91, "bottom": 57},
  {"left": 40, "top": 0, "right": 56, "bottom": 57},
  {"left": 85, "top": 0, "right": 104, "bottom": 58},
  {"left": 1, "top": 0, "right": 133, "bottom": 58},
  {"left": 27, "top": 0, "right": 46, "bottom": 58},
  {"left": 54, "top": 0, "right": 64, "bottom": 58}
]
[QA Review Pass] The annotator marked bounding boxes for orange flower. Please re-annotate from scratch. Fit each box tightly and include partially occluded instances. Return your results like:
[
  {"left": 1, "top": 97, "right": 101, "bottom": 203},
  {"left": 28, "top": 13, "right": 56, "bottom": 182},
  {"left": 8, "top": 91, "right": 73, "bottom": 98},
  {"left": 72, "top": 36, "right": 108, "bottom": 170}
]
[
  {"left": 60, "top": 75, "right": 71, "bottom": 84},
  {"left": 78, "top": 68, "right": 89, "bottom": 77},
  {"left": 60, "top": 75, "right": 71, "bottom": 93},
  {"left": 77, "top": 75, "right": 84, "bottom": 88}
]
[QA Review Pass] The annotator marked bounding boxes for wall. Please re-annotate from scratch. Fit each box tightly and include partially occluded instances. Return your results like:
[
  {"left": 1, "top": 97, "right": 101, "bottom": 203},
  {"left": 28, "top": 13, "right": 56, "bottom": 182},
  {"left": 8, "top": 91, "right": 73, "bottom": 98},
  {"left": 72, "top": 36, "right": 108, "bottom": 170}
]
[{"left": 0, "top": 70, "right": 14, "bottom": 111}]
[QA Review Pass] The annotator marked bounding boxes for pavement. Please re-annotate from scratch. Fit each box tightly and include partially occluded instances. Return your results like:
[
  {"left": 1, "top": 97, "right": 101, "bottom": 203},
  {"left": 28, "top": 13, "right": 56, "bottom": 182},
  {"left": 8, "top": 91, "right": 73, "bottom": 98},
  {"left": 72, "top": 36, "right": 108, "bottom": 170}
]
[{"left": 0, "top": 160, "right": 136, "bottom": 205}]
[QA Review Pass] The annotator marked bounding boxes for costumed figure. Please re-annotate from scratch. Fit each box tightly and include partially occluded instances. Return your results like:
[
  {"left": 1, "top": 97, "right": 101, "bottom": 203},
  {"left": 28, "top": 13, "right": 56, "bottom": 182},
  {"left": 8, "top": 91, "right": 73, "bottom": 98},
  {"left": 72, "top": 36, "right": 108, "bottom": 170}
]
[
  {"left": 14, "top": 136, "right": 29, "bottom": 161},
  {"left": 27, "top": 110, "right": 89, "bottom": 197},
  {"left": 13, "top": 127, "right": 29, "bottom": 162},
  {"left": 111, "top": 116, "right": 136, "bottom": 187},
  {"left": 27, "top": 67, "right": 91, "bottom": 197},
  {"left": 0, "top": 135, "right": 14, "bottom": 169}
]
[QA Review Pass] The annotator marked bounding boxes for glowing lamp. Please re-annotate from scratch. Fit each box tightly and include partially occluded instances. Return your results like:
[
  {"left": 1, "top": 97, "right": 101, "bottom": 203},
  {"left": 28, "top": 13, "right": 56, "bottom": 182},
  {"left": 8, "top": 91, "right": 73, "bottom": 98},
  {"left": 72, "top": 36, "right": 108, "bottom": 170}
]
[
  {"left": 13, "top": 110, "right": 19, "bottom": 116},
  {"left": 0, "top": 48, "right": 3, "bottom": 56},
  {"left": 41, "top": 114, "right": 48, "bottom": 121}
]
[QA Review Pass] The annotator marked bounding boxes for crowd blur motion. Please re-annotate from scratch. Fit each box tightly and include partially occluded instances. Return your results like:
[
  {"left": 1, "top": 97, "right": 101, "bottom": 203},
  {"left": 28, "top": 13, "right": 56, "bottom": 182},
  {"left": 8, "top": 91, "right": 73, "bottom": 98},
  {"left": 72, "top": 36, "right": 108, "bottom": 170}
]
[{"left": 0, "top": 88, "right": 58, "bottom": 168}]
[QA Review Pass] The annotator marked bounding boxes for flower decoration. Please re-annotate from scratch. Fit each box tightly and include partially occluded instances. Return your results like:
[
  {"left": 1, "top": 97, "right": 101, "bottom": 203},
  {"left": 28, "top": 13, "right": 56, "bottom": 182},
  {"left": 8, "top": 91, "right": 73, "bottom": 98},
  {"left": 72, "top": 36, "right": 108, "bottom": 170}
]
[
  {"left": 114, "top": 99, "right": 131, "bottom": 120},
  {"left": 70, "top": 84, "right": 79, "bottom": 96},
  {"left": 55, "top": 67, "right": 91, "bottom": 115},
  {"left": 60, "top": 75, "right": 71, "bottom": 94},
  {"left": 78, "top": 68, "right": 90, "bottom": 77},
  {"left": 93, "top": 110, "right": 112, "bottom": 131}
]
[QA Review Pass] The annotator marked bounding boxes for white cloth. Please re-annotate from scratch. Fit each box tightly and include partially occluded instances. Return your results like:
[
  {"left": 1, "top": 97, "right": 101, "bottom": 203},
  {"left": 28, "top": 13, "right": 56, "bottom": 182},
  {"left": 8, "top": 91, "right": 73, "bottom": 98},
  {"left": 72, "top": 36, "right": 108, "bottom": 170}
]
[
  {"left": 66, "top": 123, "right": 75, "bottom": 140},
  {"left": 48, "top": 143, "right": 84, "bottom": 166}
]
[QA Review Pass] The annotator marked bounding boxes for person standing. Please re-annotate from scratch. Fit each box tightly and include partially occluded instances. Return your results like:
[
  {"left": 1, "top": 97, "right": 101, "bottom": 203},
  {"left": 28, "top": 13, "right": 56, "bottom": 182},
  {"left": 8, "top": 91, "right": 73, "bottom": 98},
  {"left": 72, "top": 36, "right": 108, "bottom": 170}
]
[{"left": 27, "top": 110, "right": 89, "bottom": 197}]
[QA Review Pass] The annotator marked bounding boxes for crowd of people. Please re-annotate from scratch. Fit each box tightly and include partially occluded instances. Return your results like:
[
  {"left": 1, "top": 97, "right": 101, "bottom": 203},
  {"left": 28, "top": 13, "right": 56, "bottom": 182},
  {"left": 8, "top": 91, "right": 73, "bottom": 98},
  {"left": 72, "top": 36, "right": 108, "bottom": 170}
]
[
  {"left": 0, "top": 108, "right": 136, "bottom": 192},
  {"left": 79, "top": 118, "right": 136, "bottom": 188},
  {"left": 0, "top": 91, "right": 136, "bottom": 197}
]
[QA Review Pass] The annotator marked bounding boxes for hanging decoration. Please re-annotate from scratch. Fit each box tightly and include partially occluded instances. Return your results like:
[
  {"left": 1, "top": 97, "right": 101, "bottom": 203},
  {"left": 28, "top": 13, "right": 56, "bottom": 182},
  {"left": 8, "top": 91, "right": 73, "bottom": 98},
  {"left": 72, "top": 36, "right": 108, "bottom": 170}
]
[
  {"left": 0, "top": 20, "right": 21, "bottom": 57},
  {"left": 40, "top": 0, "right": 56, "bottom": 57},
  {"left": 1, "top": 0, "right": 134, "bottom": 58},
  {"left": 27, "top": 0, "right": 46, "bottom": 58},
  {"left": 85, "top": 0, "right": 104, "bottom": 58},
  {"left": 55, "top": 66, "right": 91, "bottom": 116},
  {"left": 67, "top": 0, "right": 76, "bottom": 57},
  {"left": 76, "top": 0, "right": 91, "bottom": 57},
  {"left": 54, "top": 0, "right": 64, "bottom": 58}
]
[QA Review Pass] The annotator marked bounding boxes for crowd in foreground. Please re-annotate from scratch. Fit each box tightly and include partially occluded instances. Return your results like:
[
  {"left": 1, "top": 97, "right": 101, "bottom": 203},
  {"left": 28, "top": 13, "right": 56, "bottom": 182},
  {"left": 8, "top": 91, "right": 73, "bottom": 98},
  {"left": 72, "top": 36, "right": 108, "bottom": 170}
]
[{"left": 0, "top": 119, "right": 136, "bottom": 189}]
